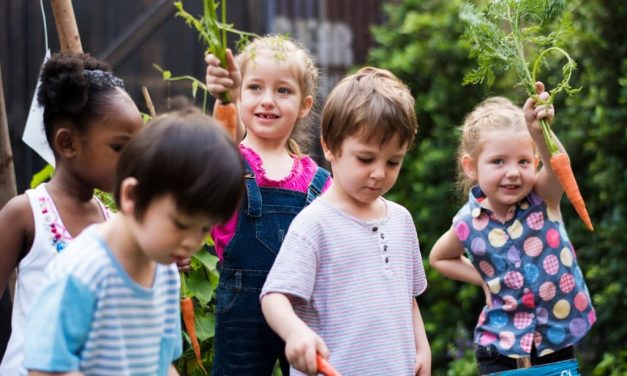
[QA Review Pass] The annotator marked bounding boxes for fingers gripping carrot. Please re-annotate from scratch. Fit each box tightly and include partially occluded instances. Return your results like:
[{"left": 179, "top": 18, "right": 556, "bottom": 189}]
[
  {"left": 549, "top": 152, "right": 594, "bottom": 231},
  {"left": 181, "top": 296, "right": 207, "bottom": 374},
  {"left": 214, "top": 101, "right": 238, "bottom": 142},
  {"left": 316, "top": 353, "right": 341, "bottom": 376}
]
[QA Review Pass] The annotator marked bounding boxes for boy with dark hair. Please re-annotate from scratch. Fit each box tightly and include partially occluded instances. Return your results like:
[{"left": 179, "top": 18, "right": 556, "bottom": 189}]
[{"left": 23, "top": 109, "right": 244, "bottom": 376}]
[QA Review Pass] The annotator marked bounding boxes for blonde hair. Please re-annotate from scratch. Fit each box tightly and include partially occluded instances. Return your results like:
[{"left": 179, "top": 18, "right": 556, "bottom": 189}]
[
  {"left": 456, "top": 96, "right": 529, "bottom": 196},
  {"left": 236, "top": 35, "right": 319, "bottom": 156},
  {"left": 321, "top": 67, "right": 417, "bottom": 155}
]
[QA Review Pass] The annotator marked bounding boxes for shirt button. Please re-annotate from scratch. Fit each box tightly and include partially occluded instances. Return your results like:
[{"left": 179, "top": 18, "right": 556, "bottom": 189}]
[
  {"left": 380, "top": 233, "right": 385, "bottom": 239},
  {"left": 372, "top": 226, "right": 378, "bottom": 232},
  {"left": 385, "top": 257, "right": 389, "bottom": 263},
  {"left": 383, "top": 245, "right": 388, "bottom": 252}
]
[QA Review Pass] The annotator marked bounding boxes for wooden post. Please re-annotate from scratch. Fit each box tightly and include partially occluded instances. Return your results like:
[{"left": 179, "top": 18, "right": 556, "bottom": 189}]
[
  {"left": 0, "top": 66, "right": 18, "bottom": 300},
  {"left": 50, "top": 0, "right": 83, "bottom": 53}
]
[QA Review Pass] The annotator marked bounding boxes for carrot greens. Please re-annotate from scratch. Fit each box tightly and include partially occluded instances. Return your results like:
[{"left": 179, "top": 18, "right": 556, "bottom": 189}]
[
  {"left": 461, "top": 0, "right": 593, "bottom": 230},
  {"left": 174, "top": 0, "right": 256, "bottom": 104}
]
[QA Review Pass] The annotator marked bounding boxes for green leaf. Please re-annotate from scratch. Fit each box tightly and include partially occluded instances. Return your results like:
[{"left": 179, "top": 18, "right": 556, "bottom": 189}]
[
  {"left": 193, "top": 251, "right": 218, "bottom": 273},
  {"left": 186, "top": 268, "right": 215, "bottom": 305},
  {"left": 30, "top": 164, "right": 54, "bottom": 188}
]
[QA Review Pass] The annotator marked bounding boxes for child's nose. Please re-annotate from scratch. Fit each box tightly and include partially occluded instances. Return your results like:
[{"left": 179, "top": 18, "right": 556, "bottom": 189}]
[
  {"left": 370, "top": 165, "right": 386, "bottom": 180},
  {"left": 260, "top": 90, "right": 275, "bottom": 106}
]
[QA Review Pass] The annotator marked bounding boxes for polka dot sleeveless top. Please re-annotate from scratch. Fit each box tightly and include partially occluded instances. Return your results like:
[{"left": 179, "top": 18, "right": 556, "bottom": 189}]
[{"left": 453, "top": 186, "right": 595, "bottom": 357}]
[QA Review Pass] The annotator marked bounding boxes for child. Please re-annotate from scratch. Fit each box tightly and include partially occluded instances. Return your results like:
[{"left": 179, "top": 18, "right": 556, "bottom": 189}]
[
  {"left": 429, "top": 83, "right": 595, "bottom": 375},
  {"left": 261, "top": 67, "right": 431, "bottom": 375},
  {"left": 204, "top": 35, "right": 331, "bottom": 376},
  {"left": 22, "top": 108, "right": 245, "bottom": 376},
  {"left": 0, "top": 52, "right": 143, "bottom": 376}
]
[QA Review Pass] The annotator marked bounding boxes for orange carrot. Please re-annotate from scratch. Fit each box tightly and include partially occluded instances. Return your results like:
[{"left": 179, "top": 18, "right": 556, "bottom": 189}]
[
  {"left": 549, "top": 152, "right": 594, "bottom": 231},
  {"left": 214, "top": 101, "right": 238, "bottom": 142},
  {"left": 316, "top": 353, "right": 341, "bottom": 376},
  {"left": 181, "top": 296, "right": 206, "bottom": 374}
]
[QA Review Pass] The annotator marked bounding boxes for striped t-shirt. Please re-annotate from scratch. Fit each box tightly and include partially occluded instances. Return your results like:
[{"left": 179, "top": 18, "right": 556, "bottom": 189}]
[
  {"left": 23, "top": 226, "right": 182, "bottom": 376},
  {"left": 261, "top": 198, "right": 427, "bottom": 375}
]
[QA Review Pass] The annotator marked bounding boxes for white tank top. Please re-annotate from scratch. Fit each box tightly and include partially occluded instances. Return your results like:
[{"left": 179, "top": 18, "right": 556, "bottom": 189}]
[{"left": 0, "top": 184, "right": 110, "bottom": 376}]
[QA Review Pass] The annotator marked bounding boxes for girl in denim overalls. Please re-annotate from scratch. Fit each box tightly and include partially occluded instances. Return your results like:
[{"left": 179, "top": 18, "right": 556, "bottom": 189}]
[
  {"left": 205, "top": 36, "right": 331, "bottom": 375},
  {"left": 430, "top": 83, "right": 595, "bottom": 375}
]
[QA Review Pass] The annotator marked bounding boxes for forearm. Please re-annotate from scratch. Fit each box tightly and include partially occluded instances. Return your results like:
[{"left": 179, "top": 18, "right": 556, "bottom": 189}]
[
  {"left": 261, "top": 293, "right": 310, "bottom": 341},
  {"left": 432, "top": 256, "right": 484, "bottom": 286},
  {"left": 412, "top": 299, "right": 430, "bottom": 354}
]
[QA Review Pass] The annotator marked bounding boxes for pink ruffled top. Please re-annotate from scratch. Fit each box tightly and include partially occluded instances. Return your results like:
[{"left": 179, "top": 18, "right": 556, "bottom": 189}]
[{"left": 211, "top": 144, "right": 331, "bottom": 260}]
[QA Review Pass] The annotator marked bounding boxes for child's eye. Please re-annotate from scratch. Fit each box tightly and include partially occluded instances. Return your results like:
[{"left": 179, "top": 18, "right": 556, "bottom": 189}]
[
  {"left": 519, "top": 159, "right": 531, "bottom": 165},
  {"left": 277, "top": 87, "right": 292, "bottom": 95},
  {"left": 247, "top": 84, "right": 261, "bottom": 91},
  {"left": 173, "top": 220, "right": 189, "bottom": 230},
  {"left": 491, "top": 159, "right": 504, "bottom": 165},
  {"left": 387, "top": 160, "right": 401, "bottom": 167},
  {"left": 110, "top": 144, "right": 124, "bottom": 153},
  {"left": 357, "top": 157, "right": 373, "bottom": 164}
]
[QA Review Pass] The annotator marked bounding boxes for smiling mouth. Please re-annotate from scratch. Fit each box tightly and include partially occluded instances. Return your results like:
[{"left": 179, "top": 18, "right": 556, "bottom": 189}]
[
  {"left": 256, "top": 113, "right": 278, "bottom": 119},
  {"left": 500, "top": 184, "right": 520, "bottom": 190}
]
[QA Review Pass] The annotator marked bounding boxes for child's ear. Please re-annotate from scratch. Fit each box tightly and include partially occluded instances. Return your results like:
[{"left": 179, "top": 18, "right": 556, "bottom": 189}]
[
  {"left": 118, "top": 177, "right": 139, "bottom": 215},
  {"left": 299, "top": 95, "right": 314, "bottom": 119},
  {"left": 461, "top": 154, "right": 477, "bottom": 180},
  {"left": 54, "top": 127, "right": 78, "bottom": 159},
  {"left": 321, "top": 137, "right": 335, "bottom": 163}
]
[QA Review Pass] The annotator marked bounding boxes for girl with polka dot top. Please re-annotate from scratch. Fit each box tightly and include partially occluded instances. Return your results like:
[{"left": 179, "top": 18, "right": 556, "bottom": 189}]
[{"left": 429, "top": 82, "right": 594, "bottom": 375}]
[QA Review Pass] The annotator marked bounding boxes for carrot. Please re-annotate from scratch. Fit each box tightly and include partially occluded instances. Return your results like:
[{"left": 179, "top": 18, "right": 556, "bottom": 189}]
[
  {"left": 181, "top": 296, "right": 207, "bottom": 374},
  {"left": 213, "top": 101, "right": 238, "bottom": 142},
  {"left": 316, "top": 353, "right": 341, "bottom": 376},
  {"left": 549, "top": 152, "right": 594, "bottom": 231}
]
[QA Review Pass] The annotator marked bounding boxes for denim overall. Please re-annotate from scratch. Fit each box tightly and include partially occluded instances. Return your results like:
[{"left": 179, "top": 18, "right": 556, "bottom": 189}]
[{"left": 212, "top": 160, "right": 330, "bottom": 376}]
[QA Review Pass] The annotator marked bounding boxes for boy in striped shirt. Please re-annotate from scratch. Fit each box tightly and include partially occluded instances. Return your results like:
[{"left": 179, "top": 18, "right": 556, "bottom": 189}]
[
  {"left": 261, "top": 67, "right": 431, "bottom": 375},
  {"left": 23, "top": 109, "right": 244, "bottom": 376}
]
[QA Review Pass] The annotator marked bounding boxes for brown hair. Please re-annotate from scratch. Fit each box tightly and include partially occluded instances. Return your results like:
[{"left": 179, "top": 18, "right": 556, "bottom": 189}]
[
  {"left": 236, "top": 35, "right": 319, "bottom": 156},
  {"left": 320, "top": 67, "right": 417, "bottom": 155},
  {"left": 456, "top": 96, "right": 529, "bottom": 197},
  {"left": 114, "top": 107, "right": 244, "bottom": 222}
]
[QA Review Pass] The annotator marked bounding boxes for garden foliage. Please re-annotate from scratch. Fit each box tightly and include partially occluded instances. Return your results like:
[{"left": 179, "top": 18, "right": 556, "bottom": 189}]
[{"left": 367, "top": 0, "right": 626, "bottom": 374}]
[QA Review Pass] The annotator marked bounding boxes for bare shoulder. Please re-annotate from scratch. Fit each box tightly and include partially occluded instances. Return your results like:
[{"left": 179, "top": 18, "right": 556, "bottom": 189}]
[{"left": 0, "top": 193, "right": 35, "bottom": 243}]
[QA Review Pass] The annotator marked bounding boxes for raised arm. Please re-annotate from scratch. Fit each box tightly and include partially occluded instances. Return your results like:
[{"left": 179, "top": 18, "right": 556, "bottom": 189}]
[
  {"left": 261, "top": 292, "right": 329, "bottom": 375},
  {"left": 523, "top": 81, "right": 564, "bottom": 208},
  {"left": 0, "top": 194, "right": 34, "bottom": 296},
  {"left": 205, "top": 49, "right": 245, "bottom": 143}
]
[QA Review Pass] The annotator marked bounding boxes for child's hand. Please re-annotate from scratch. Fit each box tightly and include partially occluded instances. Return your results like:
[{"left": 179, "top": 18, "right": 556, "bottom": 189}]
[
  {"left": 414, "top": 348, "right": 432, "bottom": 376},
  {"left": 523, "top": 81, "right": 555, "bottom": 135},
  {"left": 205, "top": 49, "right": 241, "bottom": 103},
  {"left": 284, "top": 325, "right": 329, "bottom": 375}
]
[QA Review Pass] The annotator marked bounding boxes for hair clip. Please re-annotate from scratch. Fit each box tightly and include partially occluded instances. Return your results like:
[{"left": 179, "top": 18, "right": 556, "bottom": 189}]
[{"left": 83, "top": 69, "right": 125, "bottom": 89}]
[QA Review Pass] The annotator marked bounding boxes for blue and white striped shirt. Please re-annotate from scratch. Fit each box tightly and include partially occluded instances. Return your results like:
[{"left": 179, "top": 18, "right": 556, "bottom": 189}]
[{"left": 23, "top": 226, "right": 182, "bottom": 376}]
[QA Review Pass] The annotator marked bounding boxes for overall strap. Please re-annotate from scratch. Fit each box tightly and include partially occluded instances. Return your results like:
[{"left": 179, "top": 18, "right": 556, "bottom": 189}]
[
  {"left": 243, "top": 159, "right": 262, "bottom": 217},
  {"left": 306, "top": 167, "right": 331, "bottom": 204}
]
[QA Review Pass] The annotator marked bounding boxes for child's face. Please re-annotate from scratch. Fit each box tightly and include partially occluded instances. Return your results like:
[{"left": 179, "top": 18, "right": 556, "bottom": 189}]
[
  {"left": 131, "top": 194, "right": 214, "bottom": 265},
  {"left": 239, "top": 54, "right": 312, "bottom": 144},
  {"left": 75, "top": 91, "right": 142, "bottom": 192},
  {"left": 324, "top": 131, "right": 408, "bottom": 209},
  {"left": 466, "top": 129, "right": 537, "bottom": 215}
]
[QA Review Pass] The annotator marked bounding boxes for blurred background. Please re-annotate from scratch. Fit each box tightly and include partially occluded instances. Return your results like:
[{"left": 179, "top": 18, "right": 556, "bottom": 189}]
[{"left": 1, "top": 0, "right": 625, "bottom": 374}]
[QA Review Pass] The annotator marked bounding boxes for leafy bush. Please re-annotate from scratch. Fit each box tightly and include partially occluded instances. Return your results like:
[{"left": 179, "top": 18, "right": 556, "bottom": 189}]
[{"left": 367, "top": 0, "right": 626, "bottom": 374}]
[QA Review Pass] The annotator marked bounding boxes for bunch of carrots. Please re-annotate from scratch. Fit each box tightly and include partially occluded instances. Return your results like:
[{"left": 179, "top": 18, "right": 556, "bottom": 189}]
[
  {"left": 461, "top": 0, "right": 593, "bottom": 231},
  {"left": 175, "top": 0, "right": 256, "bottom": 142}
]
